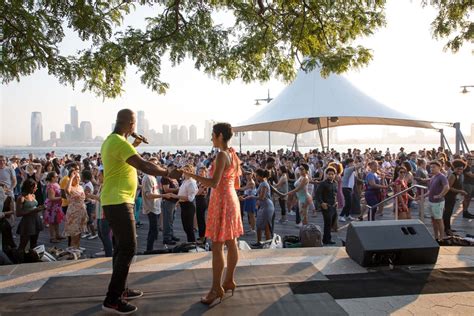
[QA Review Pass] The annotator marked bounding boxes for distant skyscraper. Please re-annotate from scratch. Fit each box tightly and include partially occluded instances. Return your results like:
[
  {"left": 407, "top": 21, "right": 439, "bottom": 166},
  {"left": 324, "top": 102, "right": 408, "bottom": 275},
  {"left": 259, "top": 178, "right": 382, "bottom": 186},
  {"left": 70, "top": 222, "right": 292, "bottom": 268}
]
[
  {"left": 189, "top": 125, "right": 197, "bottom": 143},
  {"left": 64, "top": 124, "right": 73, "bottom": 141},
  {"left": 71, "top": 106, "right": 79, "bottom": 129},
  {"left": 80, "top": 121, "right": 93, "bottom": 141},
  {"left": 204, "top": 120, "right": 215, "bottom": 141},
  {"left": 179, "top": 126, "right": 189, "bottom": 145},
  {"left": 50, "top": 131, "right": 57, "bottom": 141},
  {"left": 162, "top": 124, "right": 170, "bottom": 144},
  {"left": 171, "top": 125, "right": 178, "bottom": 144},
  {"left": 137, "top": 111, "right": 149, "bottom": 138},
  {"left": 31, "top": 112, "right": 43, "bottom": 146}
]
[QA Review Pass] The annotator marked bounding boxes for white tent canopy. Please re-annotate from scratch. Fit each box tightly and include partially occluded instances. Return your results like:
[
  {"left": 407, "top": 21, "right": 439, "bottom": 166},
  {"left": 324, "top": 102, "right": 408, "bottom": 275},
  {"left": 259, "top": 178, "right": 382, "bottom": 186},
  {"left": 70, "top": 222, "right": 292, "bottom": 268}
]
[{"left": 233, "top": 68, "right": 440, "bottom": 134}]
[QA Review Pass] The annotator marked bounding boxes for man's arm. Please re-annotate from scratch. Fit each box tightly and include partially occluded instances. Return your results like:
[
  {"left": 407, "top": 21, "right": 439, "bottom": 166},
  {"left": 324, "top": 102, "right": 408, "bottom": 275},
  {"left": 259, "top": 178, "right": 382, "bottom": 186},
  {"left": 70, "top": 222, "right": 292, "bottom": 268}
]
[
  {"left": 126, "top": 155, "right": 168, "bottom": 177},
  {"left": 10, "top": 168, "right": 17, "bottom": 191}
]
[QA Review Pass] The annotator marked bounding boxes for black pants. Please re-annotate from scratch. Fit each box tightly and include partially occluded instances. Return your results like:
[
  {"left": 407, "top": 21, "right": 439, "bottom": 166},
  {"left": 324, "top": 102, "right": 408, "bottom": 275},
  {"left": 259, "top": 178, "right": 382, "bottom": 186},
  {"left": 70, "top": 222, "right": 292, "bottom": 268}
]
[
  {"left": 0, "top": 220, "right": 16, "bottom": 250},
  {"left": 278, "top": 198, "right": 287, "bottom": 216},
  {"left": 180, "top": 201, "right": 196, "bottom": 242},
  {"left": 146, "top": 213, "right": 160, "bottom": 251},
  {"left": 103, "top": 203, "right": 137, "bottom": 302},
  {"left": 340, "top": 188, "right": 353, "bottom": 217},
  {"left": 322, "top": 206, "right": 337, "bottom": 243},
  {"left": 443, "top": 196, "right": 456, "bottom": 232},
  {"left": 195, "top": 196, "right": 207, "bottom": 238}
]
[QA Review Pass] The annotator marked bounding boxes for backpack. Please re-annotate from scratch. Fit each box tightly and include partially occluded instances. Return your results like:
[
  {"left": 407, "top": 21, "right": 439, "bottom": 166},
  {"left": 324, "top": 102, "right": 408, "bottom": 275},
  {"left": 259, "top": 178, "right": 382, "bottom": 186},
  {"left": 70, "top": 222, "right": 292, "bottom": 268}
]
[{"left": 299, "top": 224, "right": 323, "bottom": 247}]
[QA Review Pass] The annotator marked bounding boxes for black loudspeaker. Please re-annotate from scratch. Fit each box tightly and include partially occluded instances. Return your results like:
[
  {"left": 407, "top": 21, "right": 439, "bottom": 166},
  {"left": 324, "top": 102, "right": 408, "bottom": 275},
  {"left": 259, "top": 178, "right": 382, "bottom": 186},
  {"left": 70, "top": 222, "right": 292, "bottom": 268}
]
[{"left": 345, "top": 220, "right": 439, "bottom": 267}]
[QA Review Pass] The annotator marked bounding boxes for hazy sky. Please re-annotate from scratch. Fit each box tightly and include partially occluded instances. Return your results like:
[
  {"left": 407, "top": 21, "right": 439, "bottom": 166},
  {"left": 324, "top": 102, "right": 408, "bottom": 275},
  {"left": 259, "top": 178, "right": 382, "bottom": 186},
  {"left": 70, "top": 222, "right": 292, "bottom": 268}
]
[{"left": 1, "top": 0, "right": 473, "bottom": 146}]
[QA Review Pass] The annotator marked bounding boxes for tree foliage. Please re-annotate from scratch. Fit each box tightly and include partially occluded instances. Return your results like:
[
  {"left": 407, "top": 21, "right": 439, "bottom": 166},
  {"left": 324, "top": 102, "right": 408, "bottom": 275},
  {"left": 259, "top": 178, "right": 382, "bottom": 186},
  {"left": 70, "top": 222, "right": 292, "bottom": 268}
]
[
  {"left": 2, "top": 1, "right": 469, "bottom": 99},
  {"left": 1, "top": 0, "right": 388, "bottom": 98},
  {"left": 424, "top": 0, "right": 473, "bottom": 53}
]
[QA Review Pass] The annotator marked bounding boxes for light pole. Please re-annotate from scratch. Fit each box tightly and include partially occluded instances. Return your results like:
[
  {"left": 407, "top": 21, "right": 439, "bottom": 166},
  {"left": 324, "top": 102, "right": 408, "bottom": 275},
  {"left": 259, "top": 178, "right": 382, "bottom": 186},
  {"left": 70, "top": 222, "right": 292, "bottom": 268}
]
[{"left": 255, "top": 89, "right": 273, "bottom": 152}]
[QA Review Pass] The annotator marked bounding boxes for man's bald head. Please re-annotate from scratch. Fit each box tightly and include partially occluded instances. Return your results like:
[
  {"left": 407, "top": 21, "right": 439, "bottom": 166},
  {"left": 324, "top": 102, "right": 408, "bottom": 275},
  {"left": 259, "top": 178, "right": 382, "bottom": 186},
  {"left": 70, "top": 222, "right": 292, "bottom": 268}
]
[
  {"left": 116, "top": 109, "right": 135, "bottom": 124},
  {"left": 114, "top": 109, "right": 136, "bottom": 135}
]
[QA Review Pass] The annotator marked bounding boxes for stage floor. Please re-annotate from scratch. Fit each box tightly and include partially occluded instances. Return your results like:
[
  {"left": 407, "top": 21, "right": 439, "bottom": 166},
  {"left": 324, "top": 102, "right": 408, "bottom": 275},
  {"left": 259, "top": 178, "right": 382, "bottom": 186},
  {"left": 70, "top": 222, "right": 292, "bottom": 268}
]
[{"left": 1, "top": 247, "right": 474, "bottom": 315}]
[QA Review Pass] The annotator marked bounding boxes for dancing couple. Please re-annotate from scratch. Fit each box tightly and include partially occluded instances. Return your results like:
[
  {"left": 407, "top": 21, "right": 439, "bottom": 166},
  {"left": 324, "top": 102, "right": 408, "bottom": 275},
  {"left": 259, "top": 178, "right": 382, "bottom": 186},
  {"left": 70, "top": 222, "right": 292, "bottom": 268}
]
[{"left": 101, "top": 109, "right": 243, "bottom": 314}]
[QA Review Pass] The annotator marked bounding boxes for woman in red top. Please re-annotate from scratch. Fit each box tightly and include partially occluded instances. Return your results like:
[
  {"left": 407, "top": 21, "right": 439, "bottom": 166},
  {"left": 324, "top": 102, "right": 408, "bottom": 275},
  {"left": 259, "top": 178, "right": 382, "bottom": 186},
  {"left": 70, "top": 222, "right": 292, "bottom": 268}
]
[
  {"left": 393, "top": 166, "right": 413, "bottom": 220},
  {"left": 183, "top": 123, "right": 243, "bottom": 306}
]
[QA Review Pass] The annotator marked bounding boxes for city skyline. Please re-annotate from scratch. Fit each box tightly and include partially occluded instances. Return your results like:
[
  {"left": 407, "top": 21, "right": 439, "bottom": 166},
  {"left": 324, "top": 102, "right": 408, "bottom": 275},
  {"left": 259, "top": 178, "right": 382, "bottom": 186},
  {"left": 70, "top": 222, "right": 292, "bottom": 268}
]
[
  {"left": 26, "top": 108, "right": 474, "bottom": 148},
  {"left": 1, "top": 1, "right": 473, "bottom": 147}
]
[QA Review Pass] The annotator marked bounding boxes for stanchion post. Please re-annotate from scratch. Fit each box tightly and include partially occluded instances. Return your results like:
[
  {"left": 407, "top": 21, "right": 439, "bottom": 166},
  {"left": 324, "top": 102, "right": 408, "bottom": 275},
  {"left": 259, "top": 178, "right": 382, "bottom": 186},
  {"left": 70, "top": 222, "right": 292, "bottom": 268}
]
[
  {"left": 419, "top": 188, "right": 425, "bottom": 220},
  {"left": 394, "top": 197, "right": 398, "bottom": 220}
]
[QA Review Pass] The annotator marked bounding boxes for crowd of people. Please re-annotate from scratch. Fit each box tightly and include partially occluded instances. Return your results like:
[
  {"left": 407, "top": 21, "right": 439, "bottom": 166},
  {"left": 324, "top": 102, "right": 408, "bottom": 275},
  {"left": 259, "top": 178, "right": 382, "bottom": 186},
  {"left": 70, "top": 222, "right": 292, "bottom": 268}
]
[
  {"left": 1, "top": 109, "right": 474, "bottom": 314},
  {"left": 1, "top": 145, "right": 473, "bottom": 262}
]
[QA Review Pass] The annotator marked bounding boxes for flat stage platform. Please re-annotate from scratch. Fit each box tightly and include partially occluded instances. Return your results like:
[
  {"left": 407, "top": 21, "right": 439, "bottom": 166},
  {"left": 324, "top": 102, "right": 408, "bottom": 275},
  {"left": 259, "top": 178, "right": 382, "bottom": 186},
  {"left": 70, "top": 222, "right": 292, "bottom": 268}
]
[{"left": 1, "top": 247, "right": 474, "bottom": 315}]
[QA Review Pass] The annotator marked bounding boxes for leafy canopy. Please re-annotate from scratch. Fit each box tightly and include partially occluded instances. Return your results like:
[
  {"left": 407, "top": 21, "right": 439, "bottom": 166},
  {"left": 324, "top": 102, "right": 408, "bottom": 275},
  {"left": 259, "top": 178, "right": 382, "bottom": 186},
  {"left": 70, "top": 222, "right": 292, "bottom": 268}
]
[{"left": 1, "top": 1, "right": 470, "bottom": 98}]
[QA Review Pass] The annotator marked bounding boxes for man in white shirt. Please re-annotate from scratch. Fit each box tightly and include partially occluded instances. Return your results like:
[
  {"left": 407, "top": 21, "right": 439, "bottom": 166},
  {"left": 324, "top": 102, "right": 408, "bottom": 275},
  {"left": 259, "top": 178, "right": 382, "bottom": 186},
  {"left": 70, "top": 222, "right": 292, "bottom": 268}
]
[
  {"left": 0, "top": 156, "right": 17, "bottom": 197},
  {"left": 142, "top": 158, "right": 169, "bottom": 252},
  {"left": 339, "top": 158, "right": 358, "bottom": 222}
]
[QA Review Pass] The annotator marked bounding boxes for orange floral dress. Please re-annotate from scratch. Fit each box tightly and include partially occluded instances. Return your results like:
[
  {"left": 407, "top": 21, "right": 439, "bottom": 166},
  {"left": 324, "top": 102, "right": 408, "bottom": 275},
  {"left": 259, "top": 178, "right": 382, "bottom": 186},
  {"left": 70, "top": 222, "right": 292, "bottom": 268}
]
[{"left": 206, "top": 148, "right": 244, "bottom": 242}]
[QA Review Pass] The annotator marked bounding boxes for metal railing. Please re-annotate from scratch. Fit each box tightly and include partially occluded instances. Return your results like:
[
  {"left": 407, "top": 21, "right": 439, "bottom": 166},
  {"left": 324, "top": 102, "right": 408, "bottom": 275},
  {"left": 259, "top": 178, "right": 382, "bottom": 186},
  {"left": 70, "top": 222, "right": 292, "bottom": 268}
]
[{"left": 367, "top": 184, "right": 428, "bottom": 221}]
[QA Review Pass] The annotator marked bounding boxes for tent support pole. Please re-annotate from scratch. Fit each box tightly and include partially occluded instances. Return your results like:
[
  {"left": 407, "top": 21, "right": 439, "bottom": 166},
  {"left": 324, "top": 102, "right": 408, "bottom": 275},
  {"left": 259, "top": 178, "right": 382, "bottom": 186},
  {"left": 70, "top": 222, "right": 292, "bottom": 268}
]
[
  {"left": 327, "top": 117, "right": 330, "bottom": 152},
  {"left": 294, "top": 134, "right": 299, "bottom": 151},
  {"left": 439, "top": 129, "right": 444, "bottom": 150},
  {"left": 239, "top": 133, "right": 242, "bottom": 153},
  {"left": 315, "top": 118, "right": 325, "bottom": 150},
  {"left": 268, "top": 131, "right": 271, "bottom": 152},
  {"left": 454, "top": 122, "right": 470, "bottom": 155}
]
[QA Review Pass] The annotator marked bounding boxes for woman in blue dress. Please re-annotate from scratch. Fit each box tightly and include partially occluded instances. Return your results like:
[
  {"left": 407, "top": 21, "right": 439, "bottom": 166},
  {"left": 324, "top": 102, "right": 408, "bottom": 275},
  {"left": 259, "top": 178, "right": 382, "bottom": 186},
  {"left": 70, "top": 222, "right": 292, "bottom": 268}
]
[{"left": 244, "top": 169, "right": 274, "bottom": 243}]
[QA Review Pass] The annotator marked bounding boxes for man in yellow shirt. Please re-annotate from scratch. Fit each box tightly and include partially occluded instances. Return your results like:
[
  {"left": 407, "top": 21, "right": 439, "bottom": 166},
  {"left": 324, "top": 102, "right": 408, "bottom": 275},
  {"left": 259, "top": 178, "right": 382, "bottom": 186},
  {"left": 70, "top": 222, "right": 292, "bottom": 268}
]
[{"left": 101, "top": 109, "right": 171, "bottom": 315}]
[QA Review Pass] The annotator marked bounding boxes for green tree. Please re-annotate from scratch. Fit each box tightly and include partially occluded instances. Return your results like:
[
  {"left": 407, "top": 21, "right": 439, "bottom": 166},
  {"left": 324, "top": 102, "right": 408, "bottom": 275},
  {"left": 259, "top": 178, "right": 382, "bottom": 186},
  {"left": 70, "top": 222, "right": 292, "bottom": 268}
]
[
  {"left": 1, "top": 0, "right": 388, "bottom": 98},
  {"left": 425, "top": 0, "right": 473, "bottom": 53}
]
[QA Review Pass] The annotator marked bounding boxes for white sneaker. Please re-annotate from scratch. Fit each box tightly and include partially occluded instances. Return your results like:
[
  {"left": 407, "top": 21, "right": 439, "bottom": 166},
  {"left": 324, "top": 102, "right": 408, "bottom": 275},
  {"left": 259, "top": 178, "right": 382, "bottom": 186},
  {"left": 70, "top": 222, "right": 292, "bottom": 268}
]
[
  {"left": 79, "top": 247, "right": 86, "bottom": 251},
  {"left": 94, "top": 251, "right": 105, "bottom": 256},
  {"left": 295, "top": 222, "right": 303, "bottom": 228},
  {"left": 288, "top": 211, "right": 296, "bottom": 216},
  {"left": 339, "top": 216, "right": 346, "bottom": 222},
  {"left": 347, "top": 216, "right": 356, "bottom": 221},
  {"left": 87, "top": 234, "right": 98, "bottom": 240}
]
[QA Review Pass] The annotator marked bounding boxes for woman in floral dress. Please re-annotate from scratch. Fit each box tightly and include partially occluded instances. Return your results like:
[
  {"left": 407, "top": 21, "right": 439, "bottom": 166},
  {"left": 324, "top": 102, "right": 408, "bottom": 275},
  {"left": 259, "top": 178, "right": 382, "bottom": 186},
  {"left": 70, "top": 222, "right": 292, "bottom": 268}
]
[
  {"left": 183, "top": 123, "right": 243, "bottom": 306},
  {"left": 64, "top": 169, "right": 88, "bottom": 251},
  {"left": 44, "top": 171, "right": 65, "bottom": 243}
]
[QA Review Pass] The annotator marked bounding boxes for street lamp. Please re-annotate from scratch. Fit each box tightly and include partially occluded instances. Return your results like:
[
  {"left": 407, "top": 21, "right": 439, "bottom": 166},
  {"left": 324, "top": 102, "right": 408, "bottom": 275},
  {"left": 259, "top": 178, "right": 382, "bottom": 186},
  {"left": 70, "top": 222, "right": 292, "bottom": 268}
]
[
  {"left": 460, "top": 85, "right": 474, "bottom": 94},
  {"left": 255, "top": 89, "right": 273, "bottom": 151}
]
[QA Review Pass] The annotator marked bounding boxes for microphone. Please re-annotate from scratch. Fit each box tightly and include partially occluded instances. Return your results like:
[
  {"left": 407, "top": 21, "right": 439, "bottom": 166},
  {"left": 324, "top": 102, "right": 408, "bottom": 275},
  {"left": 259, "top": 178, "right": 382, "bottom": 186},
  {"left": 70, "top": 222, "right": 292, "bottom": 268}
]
[{"left": 131, "top": 132, "right": 149, "bottom": 144}]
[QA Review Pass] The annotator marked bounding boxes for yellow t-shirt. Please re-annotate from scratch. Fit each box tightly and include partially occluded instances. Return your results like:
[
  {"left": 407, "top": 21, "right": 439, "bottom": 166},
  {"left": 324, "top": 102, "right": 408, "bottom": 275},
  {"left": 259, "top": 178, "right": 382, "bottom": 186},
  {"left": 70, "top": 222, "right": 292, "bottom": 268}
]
[
  {"left": 100, "top": 134, "right": 138, "bottom": 206},
  {"left": 60, "top": 176, "right": 70, "bottom": 207}
]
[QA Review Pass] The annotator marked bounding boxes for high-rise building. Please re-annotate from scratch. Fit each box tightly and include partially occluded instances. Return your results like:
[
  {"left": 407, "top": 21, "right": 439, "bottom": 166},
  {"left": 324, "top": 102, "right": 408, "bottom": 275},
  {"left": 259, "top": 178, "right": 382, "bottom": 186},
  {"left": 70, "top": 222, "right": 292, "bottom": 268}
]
[
  {"left": 204, "top": 120, "right": 215, "bottom": 141},
  {"left": 171, "top": 125, "right": 178, "bottom": 144},
  {"left": 189, "top": 125, "right": 197, "bottom": 143},
  {"left": 64, "top": 124, "right": 73, "bottom": 141},
  {"left": 80, "top": 121, "right": 93, "bottom": 141},
  {"left": 71, "top": 106, "right": 79, "bottom": 129},
  {"left": 179, "top": 126, "right": 188, "bottom": 145},
  {"left": 31, "top": 112, "right": 43, "bottom": 146},
  {"left": 162, "top": 124, "right": 170, "bottom": 144},
  {"left": 137, "top": 111, "right": 149, "bottom": 138},
  {"left": 50, "top": 131, "right": 57, "bottom": 141}
]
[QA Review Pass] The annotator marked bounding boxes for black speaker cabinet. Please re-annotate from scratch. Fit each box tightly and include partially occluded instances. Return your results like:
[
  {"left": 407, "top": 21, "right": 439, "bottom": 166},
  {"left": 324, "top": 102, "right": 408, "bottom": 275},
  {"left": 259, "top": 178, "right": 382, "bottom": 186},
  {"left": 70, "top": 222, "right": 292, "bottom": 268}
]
[{"left": 345, "top": 220, "right": 439, "bottom": 267}]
